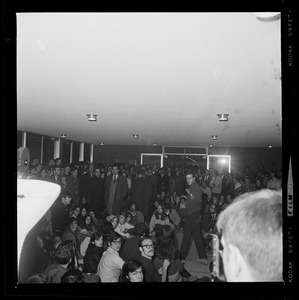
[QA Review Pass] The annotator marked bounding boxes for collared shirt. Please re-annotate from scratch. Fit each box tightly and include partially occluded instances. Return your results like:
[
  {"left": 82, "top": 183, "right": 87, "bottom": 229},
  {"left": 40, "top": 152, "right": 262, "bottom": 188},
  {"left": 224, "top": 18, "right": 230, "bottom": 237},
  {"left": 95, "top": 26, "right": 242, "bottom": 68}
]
[{"left": 97, "top": 246, "right": 124, "bottom": 282}]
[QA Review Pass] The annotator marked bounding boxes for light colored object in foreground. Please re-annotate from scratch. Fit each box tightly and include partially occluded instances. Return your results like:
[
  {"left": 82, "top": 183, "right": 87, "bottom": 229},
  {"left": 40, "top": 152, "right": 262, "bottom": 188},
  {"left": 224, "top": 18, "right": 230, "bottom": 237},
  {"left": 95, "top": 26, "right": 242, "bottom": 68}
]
[{"left": 17, "top": 179, "right": 61, "bottom": 271}]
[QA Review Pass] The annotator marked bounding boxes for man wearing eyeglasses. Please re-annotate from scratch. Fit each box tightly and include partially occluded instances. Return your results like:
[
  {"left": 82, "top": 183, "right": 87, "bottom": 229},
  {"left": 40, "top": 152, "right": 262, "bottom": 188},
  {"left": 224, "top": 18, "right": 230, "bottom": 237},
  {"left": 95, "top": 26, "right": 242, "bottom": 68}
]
[
  {"left": 97, "top": 231, "right": 125, "bottom": 282},
  {"left": 138, "top": 237, "right": 170, "bottom": 282}
]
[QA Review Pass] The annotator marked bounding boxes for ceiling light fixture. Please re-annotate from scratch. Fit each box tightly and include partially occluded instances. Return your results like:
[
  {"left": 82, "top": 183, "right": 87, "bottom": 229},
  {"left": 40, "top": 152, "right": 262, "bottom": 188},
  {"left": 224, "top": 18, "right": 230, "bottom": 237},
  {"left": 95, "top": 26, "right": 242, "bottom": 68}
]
[
  {"left": 100, "top": 142, "right": 104, "bottom": 146},
  {"left": 209, "top": 143, "right": 213, "bottom": 147},
  {"left": 268, "top": 144, "right": 273, "bottom": 148},
  {"left": 153, "top": 143, "right": 157, "bottom": 146},
  {"left": 133, "top": 134, "right": 139, "bottom": 139},
  {"left": 61, "top": 134, "right": 67, "bottom": 138},
  {"left": 217, "top": 113, "right": 229, "bottom": 121},
  {"left": 254, "top": 12, "right": 281, "bottom": 21},
  {"left": 86, "top": 114, "right": 98, "bottom": 121},
  {"left": 212, "top": 135, "right": 218, "bottom": 140}
]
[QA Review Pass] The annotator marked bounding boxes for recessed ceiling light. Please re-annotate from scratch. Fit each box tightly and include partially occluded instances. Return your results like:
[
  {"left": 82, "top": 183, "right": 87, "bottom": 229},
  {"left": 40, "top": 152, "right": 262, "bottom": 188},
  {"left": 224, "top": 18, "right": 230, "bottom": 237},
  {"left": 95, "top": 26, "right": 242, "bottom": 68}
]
[
  {"left": 153, "top": 143, "right": 157, "bottom": 146},
  {"left": 217, "top": 114, "right": 229, "bottom": 121},
  {"left": 212, "top": 135, "right": 218, "bottom": 140},
  {"left": 209, "top": 143, "right": 213, "bottom": 147},
  {"left": 86, "top": 114, "right": 98, "bottom": 121},
  {"left": 100, "top": 142, "right": 104, "bottom": 146},
  {"left": 133, "top": 134, "right": 139, "bottom": 139},
  {"left": 61, "top": 134, "right": 67, "bottom": 138},
  {"left": 268, "top": 144, "right": 273, "bottom": 148}
]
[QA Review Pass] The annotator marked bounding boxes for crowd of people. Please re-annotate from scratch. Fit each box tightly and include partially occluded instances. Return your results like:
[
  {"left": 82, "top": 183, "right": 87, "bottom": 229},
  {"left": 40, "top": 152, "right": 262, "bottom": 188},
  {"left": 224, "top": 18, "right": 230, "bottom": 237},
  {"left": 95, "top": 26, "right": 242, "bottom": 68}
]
[{"left": 18, "top": 157, "right": 282, "bottom": 283}]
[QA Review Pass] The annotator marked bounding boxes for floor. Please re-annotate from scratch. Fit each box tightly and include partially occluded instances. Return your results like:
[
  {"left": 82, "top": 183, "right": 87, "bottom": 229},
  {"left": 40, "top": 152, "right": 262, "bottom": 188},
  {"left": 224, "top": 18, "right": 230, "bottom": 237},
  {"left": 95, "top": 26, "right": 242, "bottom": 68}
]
[{"left": 175, "top": 230, "right": 213, "bottom": 280}]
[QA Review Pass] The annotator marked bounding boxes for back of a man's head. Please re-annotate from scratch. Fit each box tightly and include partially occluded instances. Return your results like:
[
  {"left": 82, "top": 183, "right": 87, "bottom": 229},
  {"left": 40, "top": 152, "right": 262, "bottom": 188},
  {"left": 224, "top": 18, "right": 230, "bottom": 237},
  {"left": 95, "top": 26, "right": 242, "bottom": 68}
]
[{"left": 216, "top": 189, "right": 282, "bottom": 281}]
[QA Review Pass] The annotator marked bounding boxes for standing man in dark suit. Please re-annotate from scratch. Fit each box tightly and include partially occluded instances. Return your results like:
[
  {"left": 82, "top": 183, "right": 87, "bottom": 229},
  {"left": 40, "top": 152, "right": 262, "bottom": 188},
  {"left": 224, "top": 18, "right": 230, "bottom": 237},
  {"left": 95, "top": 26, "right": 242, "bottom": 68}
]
[
  {"left": 129, "top": 170, "right": 153, "bottom": 222},
  {"left": 105, "top": 164, "right": 128, "bottom": 215},
  {"left": 79, "top": 163, "right": 94, "bottom": 208},
  {"left": 88, "top": 166, "right": 105, "bottom": 216}
]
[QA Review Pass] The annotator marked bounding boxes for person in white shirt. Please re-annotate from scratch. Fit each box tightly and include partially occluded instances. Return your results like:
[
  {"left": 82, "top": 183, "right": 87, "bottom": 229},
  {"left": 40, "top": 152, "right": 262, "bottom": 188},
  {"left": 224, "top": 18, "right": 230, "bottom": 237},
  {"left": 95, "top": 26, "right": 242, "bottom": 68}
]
[
  {"left": 209, "top": 169, "right": 222, "bottom": 198},
  {"left": 267, "top": 171, "right": 281, "bottom": 191},
  {"left": 97, "top": 231, "right": 125, "bottom": 282}
]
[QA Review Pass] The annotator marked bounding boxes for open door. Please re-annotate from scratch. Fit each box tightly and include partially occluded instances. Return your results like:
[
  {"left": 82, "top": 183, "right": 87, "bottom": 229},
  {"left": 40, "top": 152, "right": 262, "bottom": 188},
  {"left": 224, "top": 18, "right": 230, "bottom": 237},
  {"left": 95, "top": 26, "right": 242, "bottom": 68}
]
[{"left": 207, "top": 155, "right": 231, "bottom": 173}]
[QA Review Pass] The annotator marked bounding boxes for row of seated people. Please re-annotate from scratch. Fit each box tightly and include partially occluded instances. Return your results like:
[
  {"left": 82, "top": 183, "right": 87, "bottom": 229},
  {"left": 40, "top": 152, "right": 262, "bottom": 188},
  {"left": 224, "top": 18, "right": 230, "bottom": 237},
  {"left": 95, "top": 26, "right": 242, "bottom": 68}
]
[{"left": 20, "top": 187, "right": 231, "bottom": 283}]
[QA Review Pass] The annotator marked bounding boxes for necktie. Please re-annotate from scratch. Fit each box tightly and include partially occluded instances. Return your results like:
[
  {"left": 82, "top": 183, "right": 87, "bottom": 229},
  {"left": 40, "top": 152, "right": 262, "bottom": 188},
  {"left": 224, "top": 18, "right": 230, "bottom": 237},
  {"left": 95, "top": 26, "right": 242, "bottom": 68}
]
[{"left": 113, "top": 176, "right": 116, "bottom": 183}]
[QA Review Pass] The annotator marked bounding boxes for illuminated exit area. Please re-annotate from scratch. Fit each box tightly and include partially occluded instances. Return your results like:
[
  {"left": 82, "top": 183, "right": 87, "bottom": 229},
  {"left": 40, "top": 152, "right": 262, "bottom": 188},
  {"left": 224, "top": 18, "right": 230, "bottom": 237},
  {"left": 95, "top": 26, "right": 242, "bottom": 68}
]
[
  {"left": 140, "top": 146, "right": 231, "bottom": 173},
  {"left": 207, "top": 155, "right": 231, "bottom": 173}
]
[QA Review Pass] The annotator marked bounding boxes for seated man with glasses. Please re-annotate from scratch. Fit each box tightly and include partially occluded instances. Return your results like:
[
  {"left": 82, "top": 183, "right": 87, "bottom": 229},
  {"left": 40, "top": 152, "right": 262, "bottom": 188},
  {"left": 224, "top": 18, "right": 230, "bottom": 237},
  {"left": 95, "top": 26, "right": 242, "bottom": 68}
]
[
  {"left": 138, "top": 236, "right": 170, "bottom": 282},
  {"left": 97, "top": 231, "right": 125, "bottom": 282}
]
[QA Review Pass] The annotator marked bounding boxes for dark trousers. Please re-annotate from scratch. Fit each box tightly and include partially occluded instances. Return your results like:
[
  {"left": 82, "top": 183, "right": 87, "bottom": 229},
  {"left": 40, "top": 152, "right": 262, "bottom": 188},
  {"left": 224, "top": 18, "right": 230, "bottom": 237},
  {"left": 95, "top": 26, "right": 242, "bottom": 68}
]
[{"left": 180, "top": 211, "right": 207, "bottom": 260}]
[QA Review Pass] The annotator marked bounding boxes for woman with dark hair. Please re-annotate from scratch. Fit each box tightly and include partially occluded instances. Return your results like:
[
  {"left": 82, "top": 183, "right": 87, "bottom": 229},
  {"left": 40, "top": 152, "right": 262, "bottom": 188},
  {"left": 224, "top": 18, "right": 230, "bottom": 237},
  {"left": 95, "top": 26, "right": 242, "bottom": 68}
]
[
  {"left": 121, "top": 259, "right": 143, "bottom": 282},
  {"left": 69, "top": 205, "right": 81, "bottom": 219},
  {"left": 101, "top": 220, "right": 114, "bottom": 251},
  {"left": 83, "top": 231, "right": 104, "bottom": 274},
  {"left": 80, "top": 214, "right": 95, "bottom": 236},
  {"left": 152, "top": 225, "right": 183, "bottom": 282},
  {"left": 77, "top": 206, "right": 88, "bottom": 228},
  {"left": 149, "top": 203, "right": 170, "bottom": 233}
]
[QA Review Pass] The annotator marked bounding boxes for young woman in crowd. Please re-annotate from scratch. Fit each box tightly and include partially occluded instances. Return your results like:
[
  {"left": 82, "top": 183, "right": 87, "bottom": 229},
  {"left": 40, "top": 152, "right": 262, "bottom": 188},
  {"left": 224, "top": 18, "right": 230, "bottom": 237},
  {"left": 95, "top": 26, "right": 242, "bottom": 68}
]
[
  {"left": 83, "top": 231, "right": 104, "bottom": 274},
  {"left": 149, "top": 203, "right": 171, "bottom": 233}
]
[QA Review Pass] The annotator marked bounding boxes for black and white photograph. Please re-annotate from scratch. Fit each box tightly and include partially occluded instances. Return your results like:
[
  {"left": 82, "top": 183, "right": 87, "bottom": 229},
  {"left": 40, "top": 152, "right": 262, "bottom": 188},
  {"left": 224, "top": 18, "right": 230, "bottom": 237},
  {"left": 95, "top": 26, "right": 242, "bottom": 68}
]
[{"left": 3, "top": 6, "right": 296, "bottom": 299}]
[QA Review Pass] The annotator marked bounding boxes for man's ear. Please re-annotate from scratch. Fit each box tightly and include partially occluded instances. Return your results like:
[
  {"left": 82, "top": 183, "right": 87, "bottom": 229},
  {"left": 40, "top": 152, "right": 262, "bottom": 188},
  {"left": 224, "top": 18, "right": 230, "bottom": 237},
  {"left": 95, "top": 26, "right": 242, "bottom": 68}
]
[{"left": 227, "top": 243, "right": 250, "bottom": 281}]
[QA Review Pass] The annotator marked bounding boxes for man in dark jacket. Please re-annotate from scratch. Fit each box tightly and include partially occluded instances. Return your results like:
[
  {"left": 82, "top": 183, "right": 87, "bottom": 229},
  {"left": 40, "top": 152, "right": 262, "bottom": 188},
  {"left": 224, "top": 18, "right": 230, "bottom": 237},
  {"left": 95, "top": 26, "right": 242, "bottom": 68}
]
[
  {"left": 79, "top": 163, "right": 94, "bottom": 208},
  {"left": 129, "top": 170, "right": 153, "bottom": 222},
  {"left": 105, "top": 164, "right": 128, "bottom": 215},
  {"left": 51, "top": 191, "right": 72, "bottom": 237},
  {"left": 88, "top": 166, "right": 105, "bottom": 215},
  {"left": 180, "top": 172, "right": 207, "bottom": 265}
]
